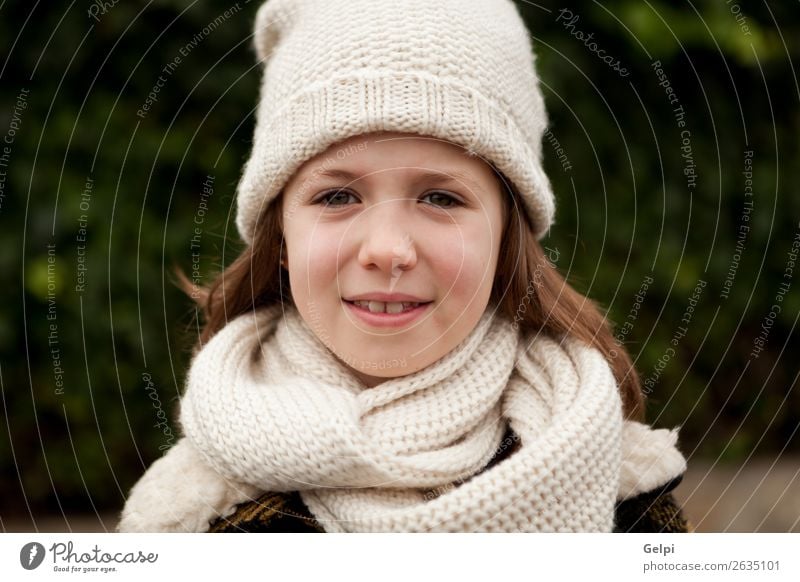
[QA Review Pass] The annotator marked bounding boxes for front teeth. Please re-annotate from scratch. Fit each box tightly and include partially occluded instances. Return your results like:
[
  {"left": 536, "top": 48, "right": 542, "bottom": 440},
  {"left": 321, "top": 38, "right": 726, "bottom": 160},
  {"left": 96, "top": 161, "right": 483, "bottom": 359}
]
[{"left": 352, "top": 300, "right": 421, "bottom": 313}]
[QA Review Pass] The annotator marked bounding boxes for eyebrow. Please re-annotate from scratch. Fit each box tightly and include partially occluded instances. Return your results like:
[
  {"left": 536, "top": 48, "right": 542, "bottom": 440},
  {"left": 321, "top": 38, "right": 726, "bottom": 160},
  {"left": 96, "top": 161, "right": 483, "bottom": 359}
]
[{"left": 306, "top": 168, "right": 483, "bottom": 189}]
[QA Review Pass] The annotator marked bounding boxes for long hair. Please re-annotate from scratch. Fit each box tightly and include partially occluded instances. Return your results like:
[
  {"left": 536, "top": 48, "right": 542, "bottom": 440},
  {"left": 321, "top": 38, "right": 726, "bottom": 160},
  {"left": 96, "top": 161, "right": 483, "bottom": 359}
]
[{"left": 175, "top": 171, "right": 645, "bottom": 421}]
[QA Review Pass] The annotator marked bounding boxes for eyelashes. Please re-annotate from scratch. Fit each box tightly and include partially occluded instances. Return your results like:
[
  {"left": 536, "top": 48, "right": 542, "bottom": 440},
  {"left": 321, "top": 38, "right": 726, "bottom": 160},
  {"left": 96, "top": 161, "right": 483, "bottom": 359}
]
[
  {"left": 312, "top": 189, "right": 355, "bottom": 207},
  {"left": 313, "top": 189, "right": 465, "bottom": 210}
]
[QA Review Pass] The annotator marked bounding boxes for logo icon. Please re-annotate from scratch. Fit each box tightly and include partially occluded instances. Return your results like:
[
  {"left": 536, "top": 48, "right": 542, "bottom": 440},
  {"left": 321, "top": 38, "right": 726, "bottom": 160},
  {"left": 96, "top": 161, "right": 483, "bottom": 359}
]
[{"left": 20, "top": 542, "right": 46, "bottom": 570}]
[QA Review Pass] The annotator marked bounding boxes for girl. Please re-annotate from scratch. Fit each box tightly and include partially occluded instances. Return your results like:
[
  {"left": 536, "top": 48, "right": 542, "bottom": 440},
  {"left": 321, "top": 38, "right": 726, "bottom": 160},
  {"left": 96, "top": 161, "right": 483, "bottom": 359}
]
[{"left": 118, "top": 0, "right": 689, "bottom": 533}]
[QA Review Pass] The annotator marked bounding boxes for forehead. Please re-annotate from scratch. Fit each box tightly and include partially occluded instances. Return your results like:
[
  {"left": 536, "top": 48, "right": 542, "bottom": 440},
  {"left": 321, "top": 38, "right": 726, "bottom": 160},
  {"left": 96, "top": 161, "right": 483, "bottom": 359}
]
[{"left": 294, "top": 132, "right": 497, "bottom": 184}]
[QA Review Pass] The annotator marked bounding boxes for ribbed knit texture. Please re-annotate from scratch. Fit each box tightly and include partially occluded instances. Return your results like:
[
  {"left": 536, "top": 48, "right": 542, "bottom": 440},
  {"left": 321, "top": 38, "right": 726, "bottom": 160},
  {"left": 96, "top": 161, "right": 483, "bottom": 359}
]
[
  {"left": 175, "top": 304, "right": 621, "bottom": 532},
  {"left": 236, "top": 0, "right": 555, "bottom": 244}
]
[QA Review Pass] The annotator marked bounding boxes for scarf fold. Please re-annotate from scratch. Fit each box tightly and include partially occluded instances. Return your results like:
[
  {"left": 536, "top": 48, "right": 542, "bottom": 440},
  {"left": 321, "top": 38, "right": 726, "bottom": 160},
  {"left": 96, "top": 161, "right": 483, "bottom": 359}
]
[{"left": 118, "top": 303, "right": 687, "bottom": 533}]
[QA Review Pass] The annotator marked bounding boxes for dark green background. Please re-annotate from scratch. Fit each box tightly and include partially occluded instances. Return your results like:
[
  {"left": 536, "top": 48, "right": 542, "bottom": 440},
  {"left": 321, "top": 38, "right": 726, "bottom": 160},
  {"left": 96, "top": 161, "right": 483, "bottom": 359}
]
[{"left": 1, "top": 0, "right": 797, "bottom": 519}]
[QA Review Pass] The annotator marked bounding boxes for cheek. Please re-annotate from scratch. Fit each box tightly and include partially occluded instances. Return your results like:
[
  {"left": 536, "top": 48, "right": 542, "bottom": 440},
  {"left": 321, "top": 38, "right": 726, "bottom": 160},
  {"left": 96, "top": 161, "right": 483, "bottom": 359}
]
[
  {"left": 286, "top": 227, "right": 343, "bottom": 293},
  {"left": 427, "top": 226, "right": 497, "bottom": 298}
]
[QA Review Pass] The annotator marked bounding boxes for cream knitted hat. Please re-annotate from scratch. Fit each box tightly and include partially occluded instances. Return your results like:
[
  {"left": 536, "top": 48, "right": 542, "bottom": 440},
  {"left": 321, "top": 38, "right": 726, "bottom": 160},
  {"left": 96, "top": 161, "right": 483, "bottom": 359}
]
[{"left": 236, "top": 0, "right": 555, "bottom": 244}]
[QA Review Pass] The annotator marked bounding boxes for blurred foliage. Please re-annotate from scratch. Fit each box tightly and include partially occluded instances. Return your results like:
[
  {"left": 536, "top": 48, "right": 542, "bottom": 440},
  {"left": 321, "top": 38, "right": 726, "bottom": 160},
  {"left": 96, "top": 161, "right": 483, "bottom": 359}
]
[{"left": 0, "top": 0, "right": 798, "bottom": 517}]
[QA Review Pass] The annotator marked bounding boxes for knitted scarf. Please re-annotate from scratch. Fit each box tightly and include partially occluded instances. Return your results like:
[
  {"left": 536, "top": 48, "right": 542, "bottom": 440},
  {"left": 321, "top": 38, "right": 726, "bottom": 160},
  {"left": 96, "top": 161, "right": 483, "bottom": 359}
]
[{"left": 118, "top": 303, "right": 686, "bottom": 533}]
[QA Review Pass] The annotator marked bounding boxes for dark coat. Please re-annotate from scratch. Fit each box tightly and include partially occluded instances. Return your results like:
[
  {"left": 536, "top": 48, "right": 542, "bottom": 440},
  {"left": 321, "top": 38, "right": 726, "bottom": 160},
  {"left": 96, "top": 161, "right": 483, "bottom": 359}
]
[{"left": 209, "top": 428, "right": 691, "bottom": 533}]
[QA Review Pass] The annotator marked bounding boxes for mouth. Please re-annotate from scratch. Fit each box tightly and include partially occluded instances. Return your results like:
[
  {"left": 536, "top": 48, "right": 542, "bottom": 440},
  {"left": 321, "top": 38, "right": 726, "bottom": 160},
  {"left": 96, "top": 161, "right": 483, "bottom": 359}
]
[
  {"left": 342, "top": 299, "right": 433, "bottom": 314},
  {"left": 342, "top": 298, "right": 433, "bottom": 328}
]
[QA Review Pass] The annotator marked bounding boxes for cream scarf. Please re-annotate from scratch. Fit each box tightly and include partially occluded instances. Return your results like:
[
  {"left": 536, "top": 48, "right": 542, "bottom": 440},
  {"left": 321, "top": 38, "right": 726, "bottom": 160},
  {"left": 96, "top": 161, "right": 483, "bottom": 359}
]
[{"left": 118, "top": 304, "right": 686, "bottom": 532}]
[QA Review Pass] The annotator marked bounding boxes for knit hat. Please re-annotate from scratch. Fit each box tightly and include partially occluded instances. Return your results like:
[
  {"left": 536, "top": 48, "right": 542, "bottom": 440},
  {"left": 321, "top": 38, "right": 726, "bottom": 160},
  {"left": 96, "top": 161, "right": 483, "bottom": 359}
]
[{"left": 236, "top": 0, "right": 555, "bottom": 245}]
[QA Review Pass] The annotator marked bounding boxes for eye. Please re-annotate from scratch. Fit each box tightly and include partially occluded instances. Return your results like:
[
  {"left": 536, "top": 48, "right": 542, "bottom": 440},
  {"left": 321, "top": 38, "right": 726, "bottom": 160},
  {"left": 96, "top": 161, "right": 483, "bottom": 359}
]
[
  {"left": 421, "top": 191, "right": 463, "bottom": 209},
  {"left": 314, "top": 189, "right": 358, "bottom": 207}
]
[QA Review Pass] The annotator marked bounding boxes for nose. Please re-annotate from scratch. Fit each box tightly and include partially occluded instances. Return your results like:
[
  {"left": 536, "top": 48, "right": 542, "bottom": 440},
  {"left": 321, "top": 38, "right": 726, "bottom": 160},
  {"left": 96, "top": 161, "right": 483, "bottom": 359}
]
[{"left": 356, "top": 206, "right": 418, "bottom": 274}]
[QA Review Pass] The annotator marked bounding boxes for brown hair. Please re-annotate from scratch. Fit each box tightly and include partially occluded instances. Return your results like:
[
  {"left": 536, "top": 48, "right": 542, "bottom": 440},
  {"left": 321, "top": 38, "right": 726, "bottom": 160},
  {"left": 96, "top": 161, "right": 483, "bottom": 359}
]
[{"left": 175, "top": 173, "right": 645, "bottom": 421}]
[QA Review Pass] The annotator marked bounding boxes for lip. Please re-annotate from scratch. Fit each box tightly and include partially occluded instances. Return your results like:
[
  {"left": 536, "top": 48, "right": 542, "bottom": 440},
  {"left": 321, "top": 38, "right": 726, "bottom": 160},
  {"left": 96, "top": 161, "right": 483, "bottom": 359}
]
[
  {"left": 343, "top": 299, "right": 432, "bottom": 328},
  {"left": 343, "top": 292, "right": 430, "bottom": 303}
]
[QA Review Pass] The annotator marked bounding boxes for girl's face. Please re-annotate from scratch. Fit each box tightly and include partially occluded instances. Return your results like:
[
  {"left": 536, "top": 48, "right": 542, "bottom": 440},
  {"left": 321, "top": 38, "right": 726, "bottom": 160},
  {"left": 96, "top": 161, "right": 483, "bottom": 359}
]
[{"left": 280, "top": 131, "right": 506, "bottom": 387}]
